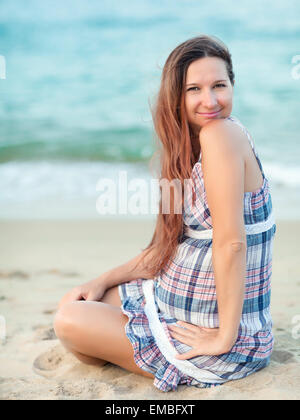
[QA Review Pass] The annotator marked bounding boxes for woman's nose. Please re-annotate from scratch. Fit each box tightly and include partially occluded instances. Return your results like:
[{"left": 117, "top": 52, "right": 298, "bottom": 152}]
[{"left": 199, "top": 89, "right": 218, "bottom": 108}]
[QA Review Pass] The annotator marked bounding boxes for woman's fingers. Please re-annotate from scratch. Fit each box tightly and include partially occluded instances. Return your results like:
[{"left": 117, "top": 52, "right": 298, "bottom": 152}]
[
  {"left": 177, "top": 321, "right": 203, "bottom": 333},
  {"left": 169, "top": 324, "right": 193, "bottom": 338},
  {"left": 175, "top": 349, "right": 198, "bottom": 360},
  {"left": 58, "top": 289, "right": 85, "bottom": 309},
  {"left": 169, "top": 329, "right": 194, "bottom": 346},
  {"left": 177, "top": 322, "right": 220, "bottom": 334},
  {"left": 169, "top": 326, "right": 187, "bottom": 338}
]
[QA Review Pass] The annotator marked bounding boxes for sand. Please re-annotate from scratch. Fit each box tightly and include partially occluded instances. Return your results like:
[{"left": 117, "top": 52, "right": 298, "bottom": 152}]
[{"left": 0, "top": 218, "right": 300, "bottom": 400}]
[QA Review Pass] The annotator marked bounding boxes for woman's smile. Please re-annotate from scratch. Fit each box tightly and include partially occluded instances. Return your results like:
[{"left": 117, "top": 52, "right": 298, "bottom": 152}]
[{"left": 197, "top": 110, "right": 222, "bottom": 117}]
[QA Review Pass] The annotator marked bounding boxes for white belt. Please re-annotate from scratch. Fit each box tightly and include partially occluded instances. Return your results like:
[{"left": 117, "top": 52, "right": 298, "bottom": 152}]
[{"left": 184, "top": 211, "right": 276, "bottom": 240}]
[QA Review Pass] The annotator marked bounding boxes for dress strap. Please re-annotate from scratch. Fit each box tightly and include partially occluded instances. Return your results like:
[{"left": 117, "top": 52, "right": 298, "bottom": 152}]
[{"left": 227, "top": 116, "right": 266, "bottom": 179}]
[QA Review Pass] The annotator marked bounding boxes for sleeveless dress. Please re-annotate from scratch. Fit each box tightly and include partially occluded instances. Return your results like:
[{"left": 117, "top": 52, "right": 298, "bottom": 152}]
[{"left": 118, "top": 115, "right": 277, "bottom": 392}]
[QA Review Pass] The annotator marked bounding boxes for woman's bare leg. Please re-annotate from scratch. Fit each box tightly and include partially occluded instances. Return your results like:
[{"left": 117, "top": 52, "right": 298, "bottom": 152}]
[
  {"left": 54, "top": 286, "right": 122, "bottom": 367},
  {"left": 53, "top": 286, "right": 154, "bottom": 379}
]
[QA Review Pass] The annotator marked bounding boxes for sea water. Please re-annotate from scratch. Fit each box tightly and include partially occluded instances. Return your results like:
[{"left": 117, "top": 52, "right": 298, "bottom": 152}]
[{"left": 0, "top": 0, "right": 299, "bottom": 219}]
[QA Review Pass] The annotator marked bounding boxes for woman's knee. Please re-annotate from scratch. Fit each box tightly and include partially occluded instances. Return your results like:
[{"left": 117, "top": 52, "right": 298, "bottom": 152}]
[
  {"left": 53, "top": 302, "right": 78, "bottom": 342},
  {"left": 54, "top": 301, "right": 108, "bottom": 344}
]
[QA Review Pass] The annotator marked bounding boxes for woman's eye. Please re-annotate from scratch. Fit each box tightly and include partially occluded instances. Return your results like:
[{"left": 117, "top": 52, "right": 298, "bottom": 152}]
[{"left": 187, "top": 83, "right": 226, "bottom": 92}]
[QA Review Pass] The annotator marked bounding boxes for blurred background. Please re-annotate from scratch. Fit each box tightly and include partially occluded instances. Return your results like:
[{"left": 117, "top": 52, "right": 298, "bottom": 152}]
[{"left": 0, "top": 0, "right": 299, "bottom": 220}]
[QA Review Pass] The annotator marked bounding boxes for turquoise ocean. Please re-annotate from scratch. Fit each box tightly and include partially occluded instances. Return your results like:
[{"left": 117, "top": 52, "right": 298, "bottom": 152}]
[{"left": 0, "top": 0, "right": 299, "bottom": 219}]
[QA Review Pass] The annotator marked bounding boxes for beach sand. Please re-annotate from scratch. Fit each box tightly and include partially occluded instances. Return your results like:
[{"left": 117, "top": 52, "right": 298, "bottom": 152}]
[{"left": 0, "top": 218, "right": 299, "bottom": 400}]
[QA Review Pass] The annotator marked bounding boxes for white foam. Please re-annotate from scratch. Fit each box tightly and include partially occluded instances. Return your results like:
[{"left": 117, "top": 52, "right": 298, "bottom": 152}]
[{"left": 0, "top": 160, "right": 299, "bottom": 220}]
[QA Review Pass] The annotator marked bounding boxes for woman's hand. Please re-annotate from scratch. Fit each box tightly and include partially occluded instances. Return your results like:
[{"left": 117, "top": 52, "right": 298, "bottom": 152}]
[
  {"left": 169, "top": 321, "right": 235, "bottom": 359},
  {"left": 57, "top": 275, "right": 109, "bottom": 309}
]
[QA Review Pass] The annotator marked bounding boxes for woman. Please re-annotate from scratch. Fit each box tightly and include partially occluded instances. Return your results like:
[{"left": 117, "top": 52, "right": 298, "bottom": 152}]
[{"left": 54, "top": 34, "right": 277, "bottom": 391}]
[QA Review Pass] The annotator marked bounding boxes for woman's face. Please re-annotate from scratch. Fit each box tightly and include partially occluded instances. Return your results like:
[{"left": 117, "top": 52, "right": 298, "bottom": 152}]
[{"left": 184, "top": 56, "right": 234, "bottom": 136}]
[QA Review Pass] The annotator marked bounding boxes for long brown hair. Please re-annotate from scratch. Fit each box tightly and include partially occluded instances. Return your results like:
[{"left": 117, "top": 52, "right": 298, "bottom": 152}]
[{"left": 136, "top": 34, "right": 235, "bottom": 278}]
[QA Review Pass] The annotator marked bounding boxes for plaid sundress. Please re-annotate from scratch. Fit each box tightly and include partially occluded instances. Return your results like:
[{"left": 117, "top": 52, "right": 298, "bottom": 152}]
[{"left": 119, "top": 115, "right": 277, "bottom": 392}]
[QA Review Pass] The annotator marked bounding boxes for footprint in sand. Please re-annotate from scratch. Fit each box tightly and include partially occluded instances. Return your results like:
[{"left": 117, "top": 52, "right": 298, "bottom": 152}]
[
  {"left": 36, "top": 269, "right": 80, "bottom": 277},
  {"left": 33, "top": 344, "right": 77, "bottom": 379},
  {"left": 0, "top": 270, "right": 29, "bottom": 280},
  {"left": 271, "top": 350, "right": 295, "bottom": 364},
  {"left": 33, "top": 325, "right": 57, "bottom": 341}
]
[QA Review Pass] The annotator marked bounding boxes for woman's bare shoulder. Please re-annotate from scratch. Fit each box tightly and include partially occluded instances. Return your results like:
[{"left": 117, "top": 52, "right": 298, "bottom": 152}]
[{"left": 199, "top": 117, "right": 248, "bottom": 158}]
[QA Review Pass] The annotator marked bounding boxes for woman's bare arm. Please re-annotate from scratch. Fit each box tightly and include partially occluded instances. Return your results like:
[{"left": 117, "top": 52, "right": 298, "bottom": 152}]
[
  {"left": 57, "top": 247, "right": 156, "bottom": 308},
  {"left": 100, "top": 247, "right": 156, "bottom": 290},
  {"left": 200, "top": 120, "right": 247, "bottom": 350}
]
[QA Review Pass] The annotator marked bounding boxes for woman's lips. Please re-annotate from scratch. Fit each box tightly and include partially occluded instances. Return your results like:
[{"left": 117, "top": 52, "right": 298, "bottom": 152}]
[{"left": 197, "top": 110, "right": 221, "bottom": 118}]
